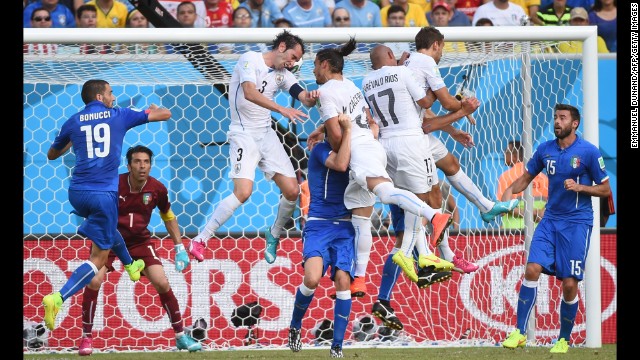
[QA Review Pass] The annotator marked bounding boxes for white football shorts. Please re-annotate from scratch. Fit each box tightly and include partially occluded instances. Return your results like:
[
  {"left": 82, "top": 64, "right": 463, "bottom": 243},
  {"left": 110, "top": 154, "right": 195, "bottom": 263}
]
[
  {"left": 381, "top": 134, "right": 437, "bottom": 194},
  {"left": 343, "top": 136, "right": 389, "bottom": 210},
  {"left": 228, "top": 128, "right": 295, "bottom": 181}
]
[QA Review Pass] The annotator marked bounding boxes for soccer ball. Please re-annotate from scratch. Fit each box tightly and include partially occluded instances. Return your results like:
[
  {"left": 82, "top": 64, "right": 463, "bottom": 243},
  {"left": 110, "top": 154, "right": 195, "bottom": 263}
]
[
  {"left": 287, "top": 58, "right": 303, "bottom": 74},
  {"left": 352, "top": 315, "right": 378, "bottom": 342}
]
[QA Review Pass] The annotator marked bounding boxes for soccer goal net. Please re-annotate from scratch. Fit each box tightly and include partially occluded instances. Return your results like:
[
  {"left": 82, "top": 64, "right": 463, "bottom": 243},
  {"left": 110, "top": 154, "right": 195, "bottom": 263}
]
[{"left": 24, "top": 26, "right": 611, "bottom": 353}]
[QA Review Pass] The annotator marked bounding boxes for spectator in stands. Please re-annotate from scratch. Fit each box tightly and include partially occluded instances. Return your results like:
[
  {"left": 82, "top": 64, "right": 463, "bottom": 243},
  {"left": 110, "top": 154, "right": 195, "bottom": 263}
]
[
  {"left": 456, "top": 0, "right": 483, "bottom": 22},
  {"left": 426, "top": 0, "right": 471, "bottom": 26},
  {"left": 24, "top": 0, "right": 76, "bottom": 28},
  {"left": 536, "top": 0, "right": 571, "bottom": 26},
  {"left": 116, "top": 9, "right": 165, "bottom": 54},
  {"left": 229, "top": 6, "right": 269, "bottom": 53},
  {"left": 472, "top": 0, "right": 527, "bottom": 26},
  {"left": 76, "top": 3, "right": 97, "bottom": 27},
  {"left": 507, "top": 0, "right": 542, "bottom": 26},
  {"left": 274, "top": 18, "right": 294, "bottom": 27},
  {"left": 24, "top": 8, "right": 58, "bottom": 55},
  {"left": 240, "top": 0, "right": 285, "bottom": 27},
  {"left": 383, "top": 5, "right": 411, "bottom": 57},
  {"left": 176, "top": 1, "right": 199, "bottom": 28},
  {"left": 332, "top": 7, "right": 352, "bottom": 27},
  {"left": 588, "top": 0, "right": 616, "bottom": 52},
  {"left": 429, "top": 2, "right": 467, "bottom": 52},
  {"left": 87, "top": 0, "right": 128, "bottom": 27},
  {"left": 283, "top": 0, "right": 332, "bottom": 27},
  {"left": 335, "top": 0, "right": 382, "bottom": 27},
  {"left": 380, "top": 0, "right": 432, "bottom": 13},
  {"left": 381, "top": 0, "right": 428, "bottom": 27},
  {"left": 540, "top": 0, "right": 593, "bottom": 9},
  {"left": 558, "top": 7, "right": 609, "bottom": 53},
  {"left": 497, "top": 140, "right": 548, "bottom": 229},
  {"left": 204, "top": 0, "right": 234, "bottom": 28}
]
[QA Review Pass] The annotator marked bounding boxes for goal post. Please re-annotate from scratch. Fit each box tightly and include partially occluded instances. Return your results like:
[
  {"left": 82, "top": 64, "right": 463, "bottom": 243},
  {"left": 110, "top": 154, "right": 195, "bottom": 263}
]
[{"left": 23, "top": 26, "right": 607, "bottom": 351}]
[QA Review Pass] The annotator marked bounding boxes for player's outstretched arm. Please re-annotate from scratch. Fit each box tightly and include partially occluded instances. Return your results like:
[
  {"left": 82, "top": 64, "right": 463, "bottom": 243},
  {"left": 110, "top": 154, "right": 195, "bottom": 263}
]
[
  {"left": 422, "top": 98, "right": 480, "bottom": 133},
  {"left": 242, "top": 82, "right": 308, "bottom": 124},
  {"left": 501, "top": 172, "right": 535, "bottom": 201},
  {"left": 298, "top": 89, "right": 320, "bottom": 108},
  {"left": 146, "top": 104, "right": 172, "bottom": 122}
]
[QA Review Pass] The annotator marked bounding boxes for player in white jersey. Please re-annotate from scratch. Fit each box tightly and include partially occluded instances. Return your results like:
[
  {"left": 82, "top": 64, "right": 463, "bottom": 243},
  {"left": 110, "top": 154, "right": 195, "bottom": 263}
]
[
  {"left": 363, "top": 44, "right": 481, "bottom": 287},
  {"left": 308, "top": 38, "right": 452, "bottom": 287},
  {"left": 402, "top": 26, "right": 519, "bottom": 270},
  {"left": 189, "top": 30, "right": 320, "bottom": 264}
]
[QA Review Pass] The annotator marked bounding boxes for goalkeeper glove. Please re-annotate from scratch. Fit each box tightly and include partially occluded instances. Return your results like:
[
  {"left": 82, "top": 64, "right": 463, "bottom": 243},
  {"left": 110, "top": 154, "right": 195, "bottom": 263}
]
[{"left": 174, "top": 244, "right": 190, "bottom": 272}]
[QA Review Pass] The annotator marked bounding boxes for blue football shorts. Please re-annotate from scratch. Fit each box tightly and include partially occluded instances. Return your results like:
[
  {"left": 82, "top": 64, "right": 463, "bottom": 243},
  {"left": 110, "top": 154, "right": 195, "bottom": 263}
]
[{"left": 301, "top": 219, "right": 355, "bottom": 281}]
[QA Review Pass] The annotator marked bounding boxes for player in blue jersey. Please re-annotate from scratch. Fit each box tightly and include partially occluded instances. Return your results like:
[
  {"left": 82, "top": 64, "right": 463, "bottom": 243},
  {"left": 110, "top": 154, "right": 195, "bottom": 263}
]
[
  {"left": 287, "top": 113, "right": 354, "bottom": 359},
  {"left": 500, "top": 104, "right": 611, "bottom": 354},
  {"left": 42, "top": 79, "right": 172, "bottom": 331}
]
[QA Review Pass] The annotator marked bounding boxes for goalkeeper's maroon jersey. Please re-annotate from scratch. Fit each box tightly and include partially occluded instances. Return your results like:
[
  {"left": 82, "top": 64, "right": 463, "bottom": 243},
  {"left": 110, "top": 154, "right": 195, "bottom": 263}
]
[{"left": 117, "top": 173, "right": 171, "bottom": 247}]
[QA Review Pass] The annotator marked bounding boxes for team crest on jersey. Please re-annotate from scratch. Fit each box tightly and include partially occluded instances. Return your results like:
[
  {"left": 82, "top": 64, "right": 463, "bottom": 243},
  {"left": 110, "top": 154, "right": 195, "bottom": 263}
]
[
  {"left": 243, "top": 61, "right": 250, "bottom": 69},
  {"left": 598, "top": 156, "right": 605, "bottom": 170},
  {"left": 235, "top": 163, "right": 242, "bottom": 174},
  {"left": 142, "top": 193, "right": 152, "bottom": 205},
  {"left": 570, "top": 156, "right": 581, "bottom": 168},
  {"left": 275, "top": 73, "right": 284, "bottom": 85}
]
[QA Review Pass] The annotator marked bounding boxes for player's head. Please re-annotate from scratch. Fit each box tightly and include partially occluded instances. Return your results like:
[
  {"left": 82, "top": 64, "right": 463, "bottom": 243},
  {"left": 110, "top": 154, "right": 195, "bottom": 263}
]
[
  {"left": 81, "top": 79, "right": 114, "bottom": 107},
  {"left": 415, "top": 26, "right": 445, "bottom": 63},
  {"left": 313, "top": 37, "right": 357, "bottom": 84},
  {"left": 553, "top": 103, "right": 580, "bottom": 139},
  {"left": 505, "top": 140, "right": 523, "bottom": 166},
  {"left": 370, "top": 45, "right": 396, "bottom": 70},
  {"left": 126, "top": 145, "right": 154, "bottom": 182},
  {"left": 271, "top": 30, "right": 305, "bottom": 70}
]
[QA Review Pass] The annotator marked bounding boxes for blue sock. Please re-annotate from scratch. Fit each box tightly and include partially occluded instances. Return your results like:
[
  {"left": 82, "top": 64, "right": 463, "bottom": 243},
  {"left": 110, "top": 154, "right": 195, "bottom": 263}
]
[
  {"left": 516, "top": 280, "right": 537, "bottom": 334},
  {"left": 111, "top": 232, "right": 133, "bottom": 266},
  {"left": 59, "top": 262, "right": 97, "bottom": 302},
  {"left": 378, "top": 250, "right": 401, "bottom": 302},
  {"left": 333, "top": 294, "right": 352, "bottom": 348},
  {"left": 559, "top": 296, "right": 579, "bottom": 341},
  {"left": 290, "top": 288, "right": 314, "bottom": 329}
]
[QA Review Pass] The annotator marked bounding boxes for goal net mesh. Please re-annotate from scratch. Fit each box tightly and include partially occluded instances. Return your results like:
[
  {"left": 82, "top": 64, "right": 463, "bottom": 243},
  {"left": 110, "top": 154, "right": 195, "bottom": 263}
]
[{"left": 24, "top": 36, "right": 600, "bottom": 352}]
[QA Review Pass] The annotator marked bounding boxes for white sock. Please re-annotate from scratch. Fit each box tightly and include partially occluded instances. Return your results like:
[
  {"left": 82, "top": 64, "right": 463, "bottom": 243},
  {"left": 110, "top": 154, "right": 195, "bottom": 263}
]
[
  {"left": 447, "top": 169, "right": 494, "bottom": 213},
  {"left": 270, "top": 197, "right": 297, "bottom": 238},
  {"left": 299, "top": 282, "right": 315, "bottom": 296},
  {"left": 415, "top": 223, "right": 432, "bottom": 256},
  {"left": 437, "top": 230, "right": 455, "bottom": 261},
  {"left": 195, "top": 193, "right": 242, "bottom": 243},
  {"left": 399, "top": 212, "right": 421, "bottom": 256},
  {"left": 372, "top": 182, "right": 437, "bottom": 220},
  {"left": 352, "top": 215, "right": 373, "bottom": 277}
]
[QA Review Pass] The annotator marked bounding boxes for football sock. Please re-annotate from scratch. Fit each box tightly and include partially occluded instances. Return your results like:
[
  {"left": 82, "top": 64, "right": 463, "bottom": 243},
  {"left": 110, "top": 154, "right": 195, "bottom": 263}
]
[
  {"left": 559, "top": 295, "right": 579, "bottom": 341},
  {"left": 271, "top": 197, "right": 297, "bottom": 238},
  {"left": 437, "top": 230, "right": 455, "bottom": 262},
  {"left": 378, "top": 248, "right": 401, "bottom": 302},
  {"left": 159, "top": 289, "right": 183, "bottom": 333},
  {"left": 447, "top": 169, "right": 494, "bottom": 213},
  {"left": 333, "top": 291, "right": 352, "bottom": 348},
  {"left": 399, "top": 212, "right": 421, "bottom": 256},
  {"left": 516, "top": 279, "right": 538, "bottom": 333},
  {"left": 111, "top": 231, "right": 133, "bottom": 266},
  {"left": 372, "top": 182, "right": 437, "bottom": 220},
  {"left": 60, "top": 261, "right": 98, "bottom": 301},
  {"left": 290, "top": 284, "right": 315, "bottom": 329},
  {"left": 81, "top": 287, "right": 99, "bottom": 335},
  {"left": 352, "top": 215, "right": 373, "bottom": 278},
  {"left": 196, "top": 193, "right": 242, "bottom": 242}
]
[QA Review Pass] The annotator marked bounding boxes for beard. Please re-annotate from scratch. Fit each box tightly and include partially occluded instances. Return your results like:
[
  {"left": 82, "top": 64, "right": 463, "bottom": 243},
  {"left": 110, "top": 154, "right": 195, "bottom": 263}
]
[{"left": 554, "top": 126, "right": 572, "bottom": 139}]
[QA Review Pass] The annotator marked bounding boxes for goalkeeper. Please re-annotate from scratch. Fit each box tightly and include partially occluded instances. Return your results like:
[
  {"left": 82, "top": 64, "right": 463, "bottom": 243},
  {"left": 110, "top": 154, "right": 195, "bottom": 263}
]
[{"left": 77, "top": 145, "right": 201, "bottom": 355}]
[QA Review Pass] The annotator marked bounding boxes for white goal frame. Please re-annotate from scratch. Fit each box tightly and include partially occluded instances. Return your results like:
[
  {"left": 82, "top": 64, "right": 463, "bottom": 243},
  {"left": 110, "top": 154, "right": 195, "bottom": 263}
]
[{"left": 24, "top": 26, "right": 602, "bottom": 348}]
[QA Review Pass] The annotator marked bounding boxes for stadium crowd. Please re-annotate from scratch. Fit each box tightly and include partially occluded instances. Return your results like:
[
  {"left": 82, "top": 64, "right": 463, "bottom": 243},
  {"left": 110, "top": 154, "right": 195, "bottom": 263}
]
[{"left": 24, "top": 0, "right": 616, "bottom": 54}]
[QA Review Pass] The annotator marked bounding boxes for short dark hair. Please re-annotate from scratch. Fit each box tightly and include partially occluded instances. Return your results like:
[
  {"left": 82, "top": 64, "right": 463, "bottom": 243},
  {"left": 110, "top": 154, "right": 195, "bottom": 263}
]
[
  {"left": 81, "top": 79, "right": 109, "bottom": 104},
  {"left": 415, "top": 26, "right": 444, "bottom": 51},
  {"left": 177, "top": 1, "right": 196, "bottom": 13},
  {"left": 271, "top": 30, "right": 305, "bottom": 55},
  {"left": 315, "top": 37, "right": 357, "bottom": 74},
  {"left": 31, "top": 7, "right": 51, "bottom": 20},
  {"left": 475, "top": 18, "right": 494, "bottom": 26},
  {"left": 554, "top": 103, "right": 581, "bottom": 124},
  {"left": 387, "top": 4, "right": 406, "bottom": 18},
  {"left": 126, "top": 145, "right": 154, "bottom": 165},
  {"left": 76, "top": 4, "right": 97, "bottom": 19},
  {"left": 507, "top": 140, "right": 523, "bottom": 160},
  {"left": 273, "top": 18, "right": 293, "bottom": 27}
]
